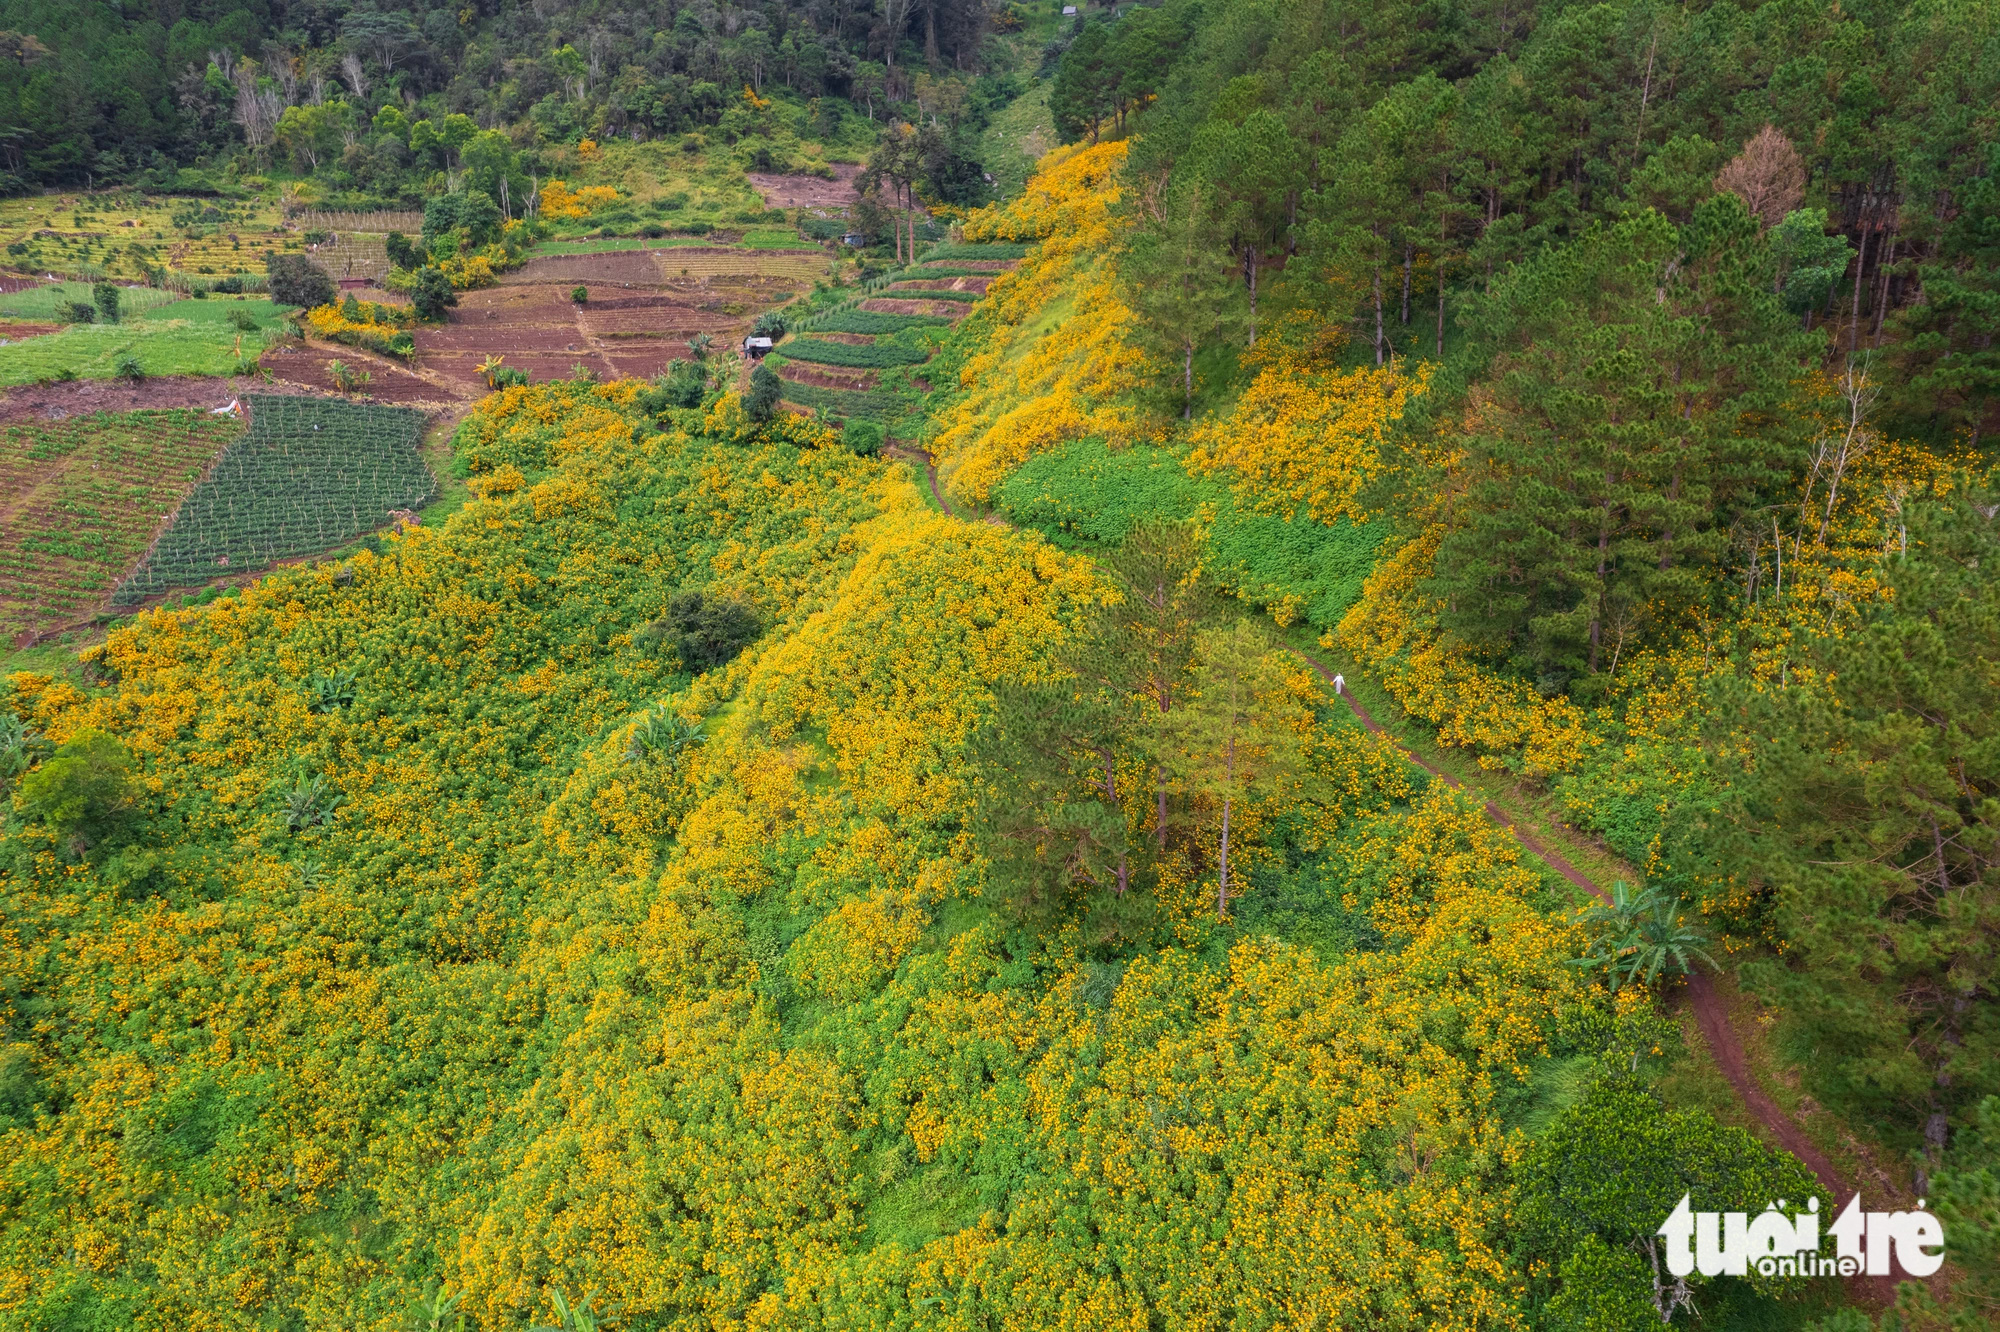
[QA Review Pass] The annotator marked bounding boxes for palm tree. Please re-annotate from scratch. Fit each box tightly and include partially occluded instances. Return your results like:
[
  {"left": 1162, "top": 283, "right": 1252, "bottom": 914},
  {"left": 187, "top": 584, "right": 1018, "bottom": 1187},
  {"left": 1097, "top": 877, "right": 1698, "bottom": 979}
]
[{"left": 1572, "top": 881, "right": 1718, "bottom": 989}]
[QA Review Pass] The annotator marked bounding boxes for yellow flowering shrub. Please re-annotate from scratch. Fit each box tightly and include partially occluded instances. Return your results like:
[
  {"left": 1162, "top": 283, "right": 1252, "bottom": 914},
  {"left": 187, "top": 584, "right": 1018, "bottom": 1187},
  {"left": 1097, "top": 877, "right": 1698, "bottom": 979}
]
[
  {"left": 296, "top": 301, "right": 417, "bottom": 356},
  {"left": 537, "top": 179, "right": 620, "bottom": 221},
  {"left": 0, "top": 361, "right": 1600, "bottom": 1329},
  {"left": 1188, "top": 318, "right": 1432, "bottom": 525},
  {"left": 931, "top": 141, "right": 1158, "bottom": 504}
]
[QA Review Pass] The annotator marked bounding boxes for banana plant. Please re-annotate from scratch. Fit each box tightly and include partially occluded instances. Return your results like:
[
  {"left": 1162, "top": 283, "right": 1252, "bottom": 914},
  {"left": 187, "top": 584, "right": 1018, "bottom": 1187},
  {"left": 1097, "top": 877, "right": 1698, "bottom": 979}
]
[
  {"left": 1571, "top": 880, "right": 1718, "bottom": 990},
  {"left": 623, "top": 704, "right": 706, "bottom": 770}
]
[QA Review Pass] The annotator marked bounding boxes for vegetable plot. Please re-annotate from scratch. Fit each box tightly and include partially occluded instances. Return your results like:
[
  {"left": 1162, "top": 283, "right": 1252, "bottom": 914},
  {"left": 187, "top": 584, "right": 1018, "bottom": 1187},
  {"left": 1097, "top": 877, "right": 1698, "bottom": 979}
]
[
  {"left": 777, "top": 336, "right": 931, "bottom": 368},
  {"left": 115, "top": 395, "right": 432, "bottom": 604}
]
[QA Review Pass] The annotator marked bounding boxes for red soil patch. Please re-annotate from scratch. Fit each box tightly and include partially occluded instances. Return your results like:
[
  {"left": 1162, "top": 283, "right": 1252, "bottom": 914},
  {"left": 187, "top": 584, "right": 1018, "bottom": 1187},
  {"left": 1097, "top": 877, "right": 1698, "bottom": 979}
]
[
  {"left": 0, "top": 374, "right": 305, "bottom": 425},
  {"left": 260, "top": 343, "right": 452, "bottom": 404},
  {"left": 747, "top": 164, "right": 862, "bottom": 209},
  {"left": 775, "top": 363, "right": 879, "bottom": 390},
  {"left": 0, "top": 323, "right": 60, "bottom": 342}
]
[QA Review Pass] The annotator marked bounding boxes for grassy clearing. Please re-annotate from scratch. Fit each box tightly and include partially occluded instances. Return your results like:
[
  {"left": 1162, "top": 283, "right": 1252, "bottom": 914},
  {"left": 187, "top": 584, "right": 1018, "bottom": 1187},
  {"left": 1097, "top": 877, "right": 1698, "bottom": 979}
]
[
  {"left": 0, "top": 409, "right": 244, "bottom": 637},
  {"left": 0, "top": 281, "right": 180, "bottom": 320},
  {"left": 0, "top": 321, "right": 283, "bottom": 386},
  {"left": 976, "top": 83, "right": 1057, "bottom": 203}
]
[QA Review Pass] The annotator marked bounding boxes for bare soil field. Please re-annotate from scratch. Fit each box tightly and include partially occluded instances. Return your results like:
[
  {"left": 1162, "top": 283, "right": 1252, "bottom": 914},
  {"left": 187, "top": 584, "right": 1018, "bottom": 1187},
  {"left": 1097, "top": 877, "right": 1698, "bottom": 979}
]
[
  {"left": 404, "top": 248, "right": 820, "bottom": 391},
  {"left": 747, "top": 164, "right": 862, "bottom": 209},
  {"left": 891, "top": 276, "right": 994, "bottom": 294},
  {"left": 0, "top": 323, "right": 59, "bottom": 343},
  {"left": 0, "top": 374, "right": 300, "bottom": 425},
  {"left": 261, "top": 343, "right": 455, "bottom": 404}
]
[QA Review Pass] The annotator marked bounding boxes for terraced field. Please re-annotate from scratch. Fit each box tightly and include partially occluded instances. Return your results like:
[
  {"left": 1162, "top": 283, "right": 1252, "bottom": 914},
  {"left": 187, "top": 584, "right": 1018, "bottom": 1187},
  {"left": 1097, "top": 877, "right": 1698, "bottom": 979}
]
[
  {"left": 770, "top": 245, "right": 1019, "bottom": 436},
  {"left": 0, "top": 408, "right": 244, "bottom": 640}
]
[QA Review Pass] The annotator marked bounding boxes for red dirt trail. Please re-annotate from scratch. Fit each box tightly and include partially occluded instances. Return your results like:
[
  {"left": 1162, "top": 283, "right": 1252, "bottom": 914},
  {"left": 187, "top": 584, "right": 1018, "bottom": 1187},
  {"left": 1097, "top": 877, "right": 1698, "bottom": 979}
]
[{"left": 1296, "top": 651, "right": 1898, "bottom": 1308}]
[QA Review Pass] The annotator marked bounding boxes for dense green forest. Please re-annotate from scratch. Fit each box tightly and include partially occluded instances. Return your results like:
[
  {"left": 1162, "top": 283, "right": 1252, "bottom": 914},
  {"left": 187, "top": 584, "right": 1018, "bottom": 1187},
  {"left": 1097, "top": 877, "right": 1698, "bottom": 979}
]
[{"left": 0, "top": 0, "right": 1013, "bottom": 208}]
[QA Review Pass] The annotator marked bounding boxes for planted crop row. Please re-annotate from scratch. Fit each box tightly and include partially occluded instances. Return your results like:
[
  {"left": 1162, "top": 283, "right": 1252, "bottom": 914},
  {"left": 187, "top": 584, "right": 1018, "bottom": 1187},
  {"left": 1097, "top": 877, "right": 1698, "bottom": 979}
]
[
  {"left": 880, "top": 286, "right": 980, "bottom": 303},
  {"left": 901, "top": 265, "right": 1003, "bottom": 279},
  {"left": 116, "top": 395, "right": 431, "bottom": 604},
  {"left": 805, "top": 310, "right": 953, "bottom": 335},
  {"left": 777, "top": 337, "right": 931, "bottom": 369},
  {"left": 774, "top": 377, "right": 899, "bottom": 420},
  {"left": 920, "top": 241, "right": 1029, "bottom": 261},
  {"left": 0, "top": 408, "right": 242, "bottom": 635}
]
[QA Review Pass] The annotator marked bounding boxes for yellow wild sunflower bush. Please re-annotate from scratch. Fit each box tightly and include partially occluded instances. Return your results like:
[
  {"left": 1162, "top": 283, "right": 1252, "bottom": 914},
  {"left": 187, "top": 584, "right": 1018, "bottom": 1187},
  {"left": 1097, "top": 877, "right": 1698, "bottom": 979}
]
[{"left": 0, "top": 367, "right": 1607, "bottom": 1329}]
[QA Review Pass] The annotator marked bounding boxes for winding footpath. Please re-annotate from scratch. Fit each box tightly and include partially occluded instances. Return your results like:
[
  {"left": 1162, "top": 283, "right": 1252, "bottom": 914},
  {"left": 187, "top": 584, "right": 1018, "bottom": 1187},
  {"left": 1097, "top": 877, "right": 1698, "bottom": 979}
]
[
  {"left": 899, "top": 440, "right": 1895, "bottom": 1305},
  {"left": 1296, "top": 652, "right": 1899, "bottom": 1308}
]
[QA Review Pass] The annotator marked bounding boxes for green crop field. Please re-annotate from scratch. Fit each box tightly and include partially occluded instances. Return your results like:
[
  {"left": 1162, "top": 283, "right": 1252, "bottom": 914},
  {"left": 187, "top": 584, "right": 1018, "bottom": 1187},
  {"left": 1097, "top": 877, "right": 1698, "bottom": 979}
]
[
  {"left": 773, "top": 375, "right": 900, "bottom": 420},
  {"left": 739, "top": 229, "right": 815, "bottom": 249},
  {"left": 777, "top": 337, "right": 932, "bottom": 368},
  {"left": 919, "top": 242, "right": 1030, "bottom": 261},
  {"left": 877, "top": 285, "right": 980, "bottom": 303},
  {"left": 115, "top": 395, "right": 433, "bottom": 604},
  {"left": 803, "top": 310, "right": 954, "bottom": 335},
  {"left": 0, "top": 409, "right": 244, "bottom": 637}
]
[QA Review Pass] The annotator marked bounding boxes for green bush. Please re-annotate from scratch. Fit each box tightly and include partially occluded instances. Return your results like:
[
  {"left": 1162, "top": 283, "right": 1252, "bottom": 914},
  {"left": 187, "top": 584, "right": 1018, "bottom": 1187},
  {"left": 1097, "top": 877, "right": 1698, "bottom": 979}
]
[
  {"left": 267, "top": 254, "right": 337, "bottom": 309},
  {"left": 571, "top": 285, "right": 589, "bottom": 304},
  {"left": 412, "top": 267, "right": 458, "bottom": 321},
  {"left": 745, "top": 363, "right": 783, "bottom": 422},
  {"left": 637, "top": 590, "right": 762, "bottom": 672},
  {"left": 843, "top": 420, "right": 884, "bottom": 456},
  {"left": 14, "top": 730, "right": 136, "bottom": 849}
]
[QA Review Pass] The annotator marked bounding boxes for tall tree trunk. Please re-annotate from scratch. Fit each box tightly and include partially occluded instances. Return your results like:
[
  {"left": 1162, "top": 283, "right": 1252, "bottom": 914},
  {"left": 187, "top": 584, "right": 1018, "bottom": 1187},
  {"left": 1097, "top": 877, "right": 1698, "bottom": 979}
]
[
  {"left": 1436, "top": 236, "right": 1446, "bottom": 356},
  {"left": 1217, "top": 794, "right": 1231, "bottom": 922},
  {"left": 1155, "top": 769, "right": 1168, "bottom": 850},
  {"left": 1245, "top": 244, "right": 1258, "bottom": 347},
  {"left": 1182, "top": 339, "right": 1194, "bottom": 420},
  {"left": 1372, "top": 265, "right": 1384, "bottom": 367},
  {"left": 1850, "top": 208, "right": 1872, "bottom": 357},
  {"left": 1873, "top": 233, "right": 1896, "bottom": 346},
  {"left": 1401, "top": 243, "right": 1412, "bottom": 324}
]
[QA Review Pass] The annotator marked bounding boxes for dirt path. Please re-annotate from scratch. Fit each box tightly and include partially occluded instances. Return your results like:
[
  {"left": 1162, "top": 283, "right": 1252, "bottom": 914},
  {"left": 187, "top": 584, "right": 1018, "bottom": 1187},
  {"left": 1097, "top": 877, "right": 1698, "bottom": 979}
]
[
  {"left": 1296, "top": 649, "right": 1896, "bottom": 1306},
  {"left": 885, "top": 442, "right": 952, "bottom": 516}
]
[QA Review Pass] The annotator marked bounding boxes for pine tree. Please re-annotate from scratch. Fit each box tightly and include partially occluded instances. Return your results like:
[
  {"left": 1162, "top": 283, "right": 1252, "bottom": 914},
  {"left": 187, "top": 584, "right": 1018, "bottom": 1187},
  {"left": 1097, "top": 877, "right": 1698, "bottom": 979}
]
[
  {"left": 1163, "top": 619, "right": 1299, "bottom": 923},
  {"left": 1723, "top": 488, "right": 2000, "bottom": 1184},
  {"left": 1427, "top": 197, "right": 1813, "bottom": 680},
  {"left": 1119, "top": 173, "right": 1235, "bottom": 418}
]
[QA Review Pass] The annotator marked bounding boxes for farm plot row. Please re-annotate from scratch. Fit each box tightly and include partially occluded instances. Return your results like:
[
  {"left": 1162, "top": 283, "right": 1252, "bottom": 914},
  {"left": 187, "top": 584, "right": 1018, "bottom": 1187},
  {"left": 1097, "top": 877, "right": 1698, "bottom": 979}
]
[
  {"left": 772, "top": 378, "right": 900, "bottom": 420},
  {"left": 501, "top": 249, "right": 827, "bottom": 285},
  {"left": 777, "top": 337, "right": 931, "bottom": 369},
  {"left": 797, "top": 310, "right": 953, "bottom": 335},
  {"left": 115, "top": 396, "right": 432, "bottom": 605},
  {"left": 0, "top": 409, "right": 243, "bottom": 638}
]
